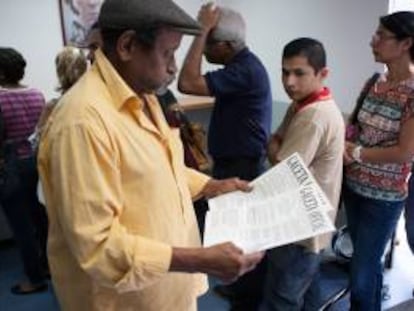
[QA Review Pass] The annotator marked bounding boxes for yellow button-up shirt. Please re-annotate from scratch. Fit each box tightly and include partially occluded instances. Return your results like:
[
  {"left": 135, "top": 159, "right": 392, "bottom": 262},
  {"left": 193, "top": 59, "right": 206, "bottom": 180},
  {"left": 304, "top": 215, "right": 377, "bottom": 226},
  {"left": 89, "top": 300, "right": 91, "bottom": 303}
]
[{"left": 38, "top": 50, "right": 210, "bottom": 311}]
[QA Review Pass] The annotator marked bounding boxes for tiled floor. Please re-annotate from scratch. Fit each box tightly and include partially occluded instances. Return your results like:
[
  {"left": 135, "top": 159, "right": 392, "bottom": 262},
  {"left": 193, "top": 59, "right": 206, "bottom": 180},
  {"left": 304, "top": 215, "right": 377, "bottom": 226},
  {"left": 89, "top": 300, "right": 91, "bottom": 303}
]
[
  {"left": 382, "top": 216, "right": 414, "bottom": 310},
  {"left": 1, "top": 216, "right": 413, "bottom": 311}
]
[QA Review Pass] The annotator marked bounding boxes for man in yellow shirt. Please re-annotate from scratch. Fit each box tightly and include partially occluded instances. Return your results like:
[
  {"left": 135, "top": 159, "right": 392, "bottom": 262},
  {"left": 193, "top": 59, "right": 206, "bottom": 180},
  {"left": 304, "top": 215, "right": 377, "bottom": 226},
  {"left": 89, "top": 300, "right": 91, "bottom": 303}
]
[{"left": 37, "top": 0, "right": 263, "bottom": 310}]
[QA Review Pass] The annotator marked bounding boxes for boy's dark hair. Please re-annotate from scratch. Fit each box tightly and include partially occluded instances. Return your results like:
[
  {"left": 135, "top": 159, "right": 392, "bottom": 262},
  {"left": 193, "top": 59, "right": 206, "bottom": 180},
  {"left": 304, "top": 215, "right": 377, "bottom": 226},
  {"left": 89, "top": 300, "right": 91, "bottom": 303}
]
[
  {"left": 0, "top": 47, "right": 26, "bottom": 84},
  {"left": 282, "top": 37, "right": 326, "bottom": 73},
  {"left": 380, "top": 11, "right": 414, "bottom": 61}
]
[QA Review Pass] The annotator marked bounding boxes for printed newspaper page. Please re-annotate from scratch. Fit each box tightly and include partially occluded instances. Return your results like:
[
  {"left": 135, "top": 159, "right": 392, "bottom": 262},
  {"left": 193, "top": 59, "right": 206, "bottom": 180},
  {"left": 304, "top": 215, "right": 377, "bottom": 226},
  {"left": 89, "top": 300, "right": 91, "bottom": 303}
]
[{"left": 203, "top": 153, "right": 335, "bottom": 253}]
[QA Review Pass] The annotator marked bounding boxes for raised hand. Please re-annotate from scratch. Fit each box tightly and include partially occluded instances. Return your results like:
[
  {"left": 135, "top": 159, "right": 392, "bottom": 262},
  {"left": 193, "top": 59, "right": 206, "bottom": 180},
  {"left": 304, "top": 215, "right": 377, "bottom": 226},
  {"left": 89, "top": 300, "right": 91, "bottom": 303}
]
[{"left": 198, "top": 3, "right": 220, "bottom": 33}]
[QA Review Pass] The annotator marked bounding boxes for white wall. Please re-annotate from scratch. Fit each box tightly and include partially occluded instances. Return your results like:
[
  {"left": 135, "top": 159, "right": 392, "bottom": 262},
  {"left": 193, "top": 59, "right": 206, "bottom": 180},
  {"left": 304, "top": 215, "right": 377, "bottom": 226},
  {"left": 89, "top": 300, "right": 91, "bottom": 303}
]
[
  {"left": 0, "top": 0, "right": 388, "bottom": 112},
  {"left": 0, "top": 0, "right": 63, "bottom": 100},
  {"left": 389, "top": 0, "right": 414, "bottom": 12}
]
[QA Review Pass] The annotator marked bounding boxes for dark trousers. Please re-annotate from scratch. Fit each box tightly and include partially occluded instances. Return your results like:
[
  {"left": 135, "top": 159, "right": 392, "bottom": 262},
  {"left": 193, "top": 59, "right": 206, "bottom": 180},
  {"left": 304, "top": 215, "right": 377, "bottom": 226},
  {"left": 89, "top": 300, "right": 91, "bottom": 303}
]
[
  {"left": 344, "top": 186, "right": 403, "bottom": 311},
  {"left": 405, "top": 174, "right": 414, "bottom": 254},
  {"left": 212, "top": 156, "right": 266, "bottom": 310},
  {"left": 1, "top": 156, "right": 48, "bottom": 284},
  {"left": 264, "top": 244, "right": 321, "bottom": 311}
]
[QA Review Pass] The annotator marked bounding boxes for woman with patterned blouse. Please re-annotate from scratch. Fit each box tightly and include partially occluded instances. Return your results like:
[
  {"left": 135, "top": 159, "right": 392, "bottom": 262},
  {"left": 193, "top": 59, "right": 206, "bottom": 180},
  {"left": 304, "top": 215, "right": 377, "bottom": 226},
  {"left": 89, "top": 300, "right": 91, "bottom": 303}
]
[{"left": 343, "top": 11, "right": 414, "bottom": 311}]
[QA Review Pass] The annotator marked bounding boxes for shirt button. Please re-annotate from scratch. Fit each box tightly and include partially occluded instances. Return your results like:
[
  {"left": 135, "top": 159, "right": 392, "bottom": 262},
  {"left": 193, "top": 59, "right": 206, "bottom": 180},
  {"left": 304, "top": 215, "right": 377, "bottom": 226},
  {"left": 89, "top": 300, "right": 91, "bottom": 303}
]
[{"left": 160, "top": 136, "right": 168, "bottom": 146}]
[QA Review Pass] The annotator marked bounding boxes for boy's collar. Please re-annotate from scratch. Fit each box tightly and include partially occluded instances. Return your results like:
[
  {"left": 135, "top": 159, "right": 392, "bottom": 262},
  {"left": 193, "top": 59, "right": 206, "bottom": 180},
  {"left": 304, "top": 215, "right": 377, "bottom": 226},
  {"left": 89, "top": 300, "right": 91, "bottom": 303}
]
[{"left": 294, "top": 87, "right": 331, "bottom": 113}]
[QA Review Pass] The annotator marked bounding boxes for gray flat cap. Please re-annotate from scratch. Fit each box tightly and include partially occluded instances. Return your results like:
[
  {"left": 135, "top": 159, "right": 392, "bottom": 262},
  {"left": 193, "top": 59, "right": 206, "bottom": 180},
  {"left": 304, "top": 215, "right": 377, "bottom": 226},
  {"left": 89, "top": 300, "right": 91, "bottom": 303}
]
[{"left": 98, "top": 0, "right": 201, "bottom": 35}]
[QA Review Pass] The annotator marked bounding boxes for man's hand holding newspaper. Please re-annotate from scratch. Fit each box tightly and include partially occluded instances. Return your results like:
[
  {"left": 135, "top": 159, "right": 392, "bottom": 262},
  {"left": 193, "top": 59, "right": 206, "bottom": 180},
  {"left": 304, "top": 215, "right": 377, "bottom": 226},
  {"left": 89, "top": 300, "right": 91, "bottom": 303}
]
[{"left": 203, "top": 153, "right": 335, "bottom": 253}]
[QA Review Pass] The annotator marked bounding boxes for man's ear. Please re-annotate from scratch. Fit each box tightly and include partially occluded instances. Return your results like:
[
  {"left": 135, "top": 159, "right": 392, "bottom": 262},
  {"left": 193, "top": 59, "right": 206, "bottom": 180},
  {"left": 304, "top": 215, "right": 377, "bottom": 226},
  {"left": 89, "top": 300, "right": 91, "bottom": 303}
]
[
  {"left": 402, "top": 37, "right": 413, "bottom": 53},
  {"left": 116, "top": 30, "right": 137, "bottom": 61}
]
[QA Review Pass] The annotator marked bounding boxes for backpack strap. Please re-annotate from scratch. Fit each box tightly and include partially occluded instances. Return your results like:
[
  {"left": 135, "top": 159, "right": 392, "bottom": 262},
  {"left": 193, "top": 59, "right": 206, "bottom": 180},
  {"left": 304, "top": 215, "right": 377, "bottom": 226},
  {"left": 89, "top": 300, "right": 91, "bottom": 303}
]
[{"left": 349, "top": 72, "right": 380, "bottom": 125}]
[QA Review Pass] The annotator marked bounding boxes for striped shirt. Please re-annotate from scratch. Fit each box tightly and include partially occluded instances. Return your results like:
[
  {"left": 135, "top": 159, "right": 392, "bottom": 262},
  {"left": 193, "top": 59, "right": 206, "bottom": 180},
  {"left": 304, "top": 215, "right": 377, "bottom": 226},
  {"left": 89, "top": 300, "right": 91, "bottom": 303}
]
[
  {"left": 0, "top": 87, "right": 44, "bottom": 158},
  {"left": 346, "top": 75, "right": 414, "bottom": 201}
]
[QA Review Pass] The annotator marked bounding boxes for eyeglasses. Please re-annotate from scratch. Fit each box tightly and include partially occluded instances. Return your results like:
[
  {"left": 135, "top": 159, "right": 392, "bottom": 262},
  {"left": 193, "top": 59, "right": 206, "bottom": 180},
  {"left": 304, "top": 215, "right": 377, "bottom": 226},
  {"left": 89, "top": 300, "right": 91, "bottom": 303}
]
[{"left": 372, "top": 32, "right": 397, "bottom": 42}]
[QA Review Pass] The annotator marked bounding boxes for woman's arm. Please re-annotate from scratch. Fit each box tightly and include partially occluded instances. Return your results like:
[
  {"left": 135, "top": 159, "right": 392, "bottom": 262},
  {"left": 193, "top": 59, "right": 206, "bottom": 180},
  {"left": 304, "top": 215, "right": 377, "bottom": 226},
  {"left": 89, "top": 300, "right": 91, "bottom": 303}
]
[{"left": 347, "top": 117, "right": 414, "bottom": 164}]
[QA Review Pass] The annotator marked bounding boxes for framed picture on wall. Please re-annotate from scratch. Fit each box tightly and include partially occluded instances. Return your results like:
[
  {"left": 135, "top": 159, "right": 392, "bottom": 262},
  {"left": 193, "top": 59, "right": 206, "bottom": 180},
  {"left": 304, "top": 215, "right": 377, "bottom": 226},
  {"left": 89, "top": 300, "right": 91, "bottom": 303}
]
[{"left": 59, "top": 0, "right": 103, "bottom": 46}]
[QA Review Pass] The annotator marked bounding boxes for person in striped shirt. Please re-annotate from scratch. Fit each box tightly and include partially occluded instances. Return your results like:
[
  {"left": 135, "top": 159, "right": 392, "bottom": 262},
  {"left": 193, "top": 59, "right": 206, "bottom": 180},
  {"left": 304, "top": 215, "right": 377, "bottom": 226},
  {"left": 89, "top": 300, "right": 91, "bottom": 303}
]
[{"left": 0, "top": 47, "right": 49, "bottom": 295}]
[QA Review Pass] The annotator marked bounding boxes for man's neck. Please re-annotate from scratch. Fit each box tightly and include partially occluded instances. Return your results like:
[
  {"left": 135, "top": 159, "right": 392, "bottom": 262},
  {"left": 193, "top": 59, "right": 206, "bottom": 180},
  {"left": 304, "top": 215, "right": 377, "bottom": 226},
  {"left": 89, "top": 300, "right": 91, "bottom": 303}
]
[{"left": 225, "top": 47, "right": 245, "bottom": 63}]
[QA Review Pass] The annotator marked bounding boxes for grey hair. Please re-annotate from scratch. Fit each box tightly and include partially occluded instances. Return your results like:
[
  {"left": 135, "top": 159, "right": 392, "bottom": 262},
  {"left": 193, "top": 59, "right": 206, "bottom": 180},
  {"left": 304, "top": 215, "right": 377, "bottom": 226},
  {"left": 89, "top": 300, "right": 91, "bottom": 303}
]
[{"left": 210, "top": 7, "right": 246, "bottom": 53}]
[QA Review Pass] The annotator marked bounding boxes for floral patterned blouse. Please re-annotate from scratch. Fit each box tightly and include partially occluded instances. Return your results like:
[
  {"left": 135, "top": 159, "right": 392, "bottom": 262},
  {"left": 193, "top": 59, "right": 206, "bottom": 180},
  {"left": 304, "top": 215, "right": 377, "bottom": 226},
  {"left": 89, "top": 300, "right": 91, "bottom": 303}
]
[{"left": 346, "top": 75, "right": 414, "bottom": 201}]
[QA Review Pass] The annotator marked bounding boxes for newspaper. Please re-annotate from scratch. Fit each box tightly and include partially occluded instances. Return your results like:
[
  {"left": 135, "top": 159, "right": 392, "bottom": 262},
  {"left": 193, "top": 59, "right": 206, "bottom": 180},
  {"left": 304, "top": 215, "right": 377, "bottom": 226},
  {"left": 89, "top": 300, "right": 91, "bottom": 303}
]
[{"left": 203, "top": 153, "right": 335, "bottom": 253}]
